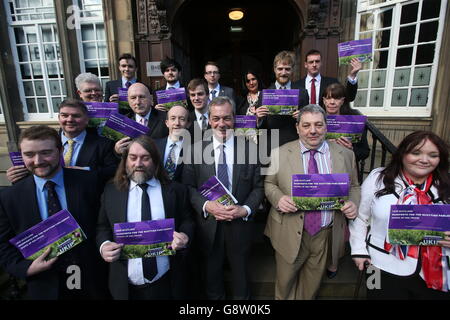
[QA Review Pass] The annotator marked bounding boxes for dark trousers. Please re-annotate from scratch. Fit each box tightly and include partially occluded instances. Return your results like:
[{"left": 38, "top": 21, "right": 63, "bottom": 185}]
[
  {"left": 367, "top": 268, "right": 450, "bottom": 300},
  {"left": 203, "top": 222, "right": 251, "bottom": 300},
  {"left": 128, "top": 272, "right": 172, "bottom": 300}
]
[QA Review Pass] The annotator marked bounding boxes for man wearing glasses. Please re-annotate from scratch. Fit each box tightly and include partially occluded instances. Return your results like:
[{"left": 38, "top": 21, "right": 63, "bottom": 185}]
[
  {"left": 204, "top": 61, "right": 236, "bottom": 110},
  {"left": 75, "top": 72, "right": 104, "bottom": 103}
]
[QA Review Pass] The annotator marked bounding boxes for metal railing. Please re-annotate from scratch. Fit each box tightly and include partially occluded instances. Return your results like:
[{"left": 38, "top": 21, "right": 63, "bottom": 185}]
[{"left": 357, "top": 120, "right": 398, "bottom": 184}]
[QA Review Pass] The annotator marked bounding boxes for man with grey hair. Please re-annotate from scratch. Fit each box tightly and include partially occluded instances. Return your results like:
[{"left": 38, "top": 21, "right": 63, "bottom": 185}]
[
  {"left": 264, "top": 104, "right": 360, "bottom": 300},
  {"left": 182, "top": 96, "right": 264, "bottom": 299},
  {"left": 75, "top": 72, "right": 104, "bottom": 102}
]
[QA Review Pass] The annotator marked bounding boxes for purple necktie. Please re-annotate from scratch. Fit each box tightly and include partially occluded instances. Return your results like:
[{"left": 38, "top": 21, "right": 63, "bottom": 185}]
[
  {"left": 304, "top": 149, "right": 322, "bottom": 236},
  {"left": 125, "top": 81, "right": 132, "bottom": 89}
]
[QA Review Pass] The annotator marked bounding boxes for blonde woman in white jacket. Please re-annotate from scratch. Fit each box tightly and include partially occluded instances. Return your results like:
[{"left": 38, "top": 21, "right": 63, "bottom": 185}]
[{"left": 350, "top": 131, "right": 450, "bottom": 299}]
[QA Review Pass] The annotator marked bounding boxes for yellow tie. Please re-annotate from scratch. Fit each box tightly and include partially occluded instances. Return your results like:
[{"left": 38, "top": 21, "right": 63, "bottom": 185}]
[{"left": 64, "top": 139, "right": 75, "bottom": 167}]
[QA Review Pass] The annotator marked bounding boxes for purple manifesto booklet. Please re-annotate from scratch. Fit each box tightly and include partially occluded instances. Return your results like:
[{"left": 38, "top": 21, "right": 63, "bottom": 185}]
[
  {"left": 388, "top": 205, "right": 450, "bottom": 245},
  {"left": 102, "top": 112, "right": 149, "bottom": 141},
  {"left": 198, "top": 176, "right": 237, "bottom": 206},
  {"left": 84, "top": 102, "right": 118, "bottom": 130},
  {"left": 326, "top": 115, "right": 367, "bottom": 143},
  {"left": 338, "top": 38, "right": 372, "bottom": 64},
  {"left": 155, "top": 88, "right": 188, "bottom": 110},
  {"left": 9, "top": 209, "right": 85, "bottom": 260},
  {"left": 234, "top": 115, "right": 258, "bottom": 137},
  {"left": 262, "top": 89, "right": 299, "bottom": 115},
  {"left": 9, "top": 152, "right": 25, "bottom": 166},
  {"left": 118, "top": 87, "right": 132, "bottom": 113},
  {"left": 114, "top": 218, "right": 175, "bottom": 259},
  {"left": 292, "top": 173, "right": 350, "bottom": 210}
]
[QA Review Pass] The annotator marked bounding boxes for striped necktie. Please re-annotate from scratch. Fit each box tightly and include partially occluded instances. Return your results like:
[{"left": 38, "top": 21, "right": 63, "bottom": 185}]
[{"left": 304, "top": 149, "right": 322, "bottom": 236}]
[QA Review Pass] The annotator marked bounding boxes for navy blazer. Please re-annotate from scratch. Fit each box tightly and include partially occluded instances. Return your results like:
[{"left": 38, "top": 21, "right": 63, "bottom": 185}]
[{"left": 0, "top": 169, "right": 109, "bottom": 299}]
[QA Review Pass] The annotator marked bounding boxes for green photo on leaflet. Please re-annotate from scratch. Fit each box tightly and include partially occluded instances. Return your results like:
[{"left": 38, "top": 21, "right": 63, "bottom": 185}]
[
  {"left": 121, "top": 242, "right": 175, "bottom": 259},
  {"left": 293, "top": 196, "right": 347, "bottom": 211}
]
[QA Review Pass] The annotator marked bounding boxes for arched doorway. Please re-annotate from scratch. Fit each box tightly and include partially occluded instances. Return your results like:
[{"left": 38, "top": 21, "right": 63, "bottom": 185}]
[{"left": 171, "top": 0, "right": 304, "bottom": 96}]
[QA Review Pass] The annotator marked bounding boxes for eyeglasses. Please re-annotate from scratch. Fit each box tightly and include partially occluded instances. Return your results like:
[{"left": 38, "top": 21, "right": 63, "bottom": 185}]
[
  {"left": 81, "top": 88, "right": 102, "bottom": 94},
  {"left": 205, "top": 71, "right": 220, "bottom": 75}
]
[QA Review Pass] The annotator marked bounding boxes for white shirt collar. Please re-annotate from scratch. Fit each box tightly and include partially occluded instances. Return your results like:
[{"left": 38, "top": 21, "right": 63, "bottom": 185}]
[
  {"left": 306, "top": 74, "right": 321, "bottom": 83},
  {"left": 166, "top": 81, "right": 181, "bottom": 90},
  {"left": 275, "top": 81, "right": 291, "bottom": 89},
  {"left": 129, "top": 177, "right": 158, "bottom": 190}
]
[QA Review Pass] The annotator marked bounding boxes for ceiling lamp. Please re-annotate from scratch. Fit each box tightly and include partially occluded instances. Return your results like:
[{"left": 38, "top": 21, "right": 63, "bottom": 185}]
[{"left": 228, "top": 9, "right": 244, "bottom": 21}]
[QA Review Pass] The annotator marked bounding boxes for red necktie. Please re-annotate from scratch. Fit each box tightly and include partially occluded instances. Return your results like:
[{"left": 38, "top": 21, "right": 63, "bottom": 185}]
[{"left": 310, "top": 78, "right": 316, "bottom": 104}]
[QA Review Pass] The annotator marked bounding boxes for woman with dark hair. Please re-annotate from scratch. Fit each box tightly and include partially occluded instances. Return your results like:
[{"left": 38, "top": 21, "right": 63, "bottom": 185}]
[
  {"left": 322, "top": 83, "right": 370, "bottom": 162},
  {"left": 350, "top": 131, "right": 450, "bottom": 299},
  {"left": 322, "top": 83, "right": 370, "bottom": 279},
  {"left": 237, "top": 70, "right": 265, "bottom": 116}
]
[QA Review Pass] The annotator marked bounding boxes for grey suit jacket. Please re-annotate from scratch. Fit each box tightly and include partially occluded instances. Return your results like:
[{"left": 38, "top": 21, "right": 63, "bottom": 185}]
[
  {"left": 264, "top": 140, "right": 360, "bottom": 264},
  {"left": 182, "top": 136, "right": 264, "bottom": 254}
]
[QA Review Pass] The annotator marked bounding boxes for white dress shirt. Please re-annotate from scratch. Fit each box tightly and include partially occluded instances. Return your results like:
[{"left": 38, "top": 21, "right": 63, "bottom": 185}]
[
  {"left": 135, "top": 112, "right": 151, "bottom": 126},
  {"left": 275, "top": 81, "right": 292, "bottom": 90},
  {"left": 165, "top": 81, "right": 181, "bottom": 90},
  {"left": 164, "top": 137, "right": 183, "bottom": 166},
  {"left": 305, "top": 74, "right": 321, "bottom": 105},
  {"left": 127, "top": 178, "right": 169, "bottom": 285},
  {"left": 209, "top": 84, "right": 221, "bottom": 100},
  {"left": 194, "top": 109, "right": 208, "bottom": 130}
]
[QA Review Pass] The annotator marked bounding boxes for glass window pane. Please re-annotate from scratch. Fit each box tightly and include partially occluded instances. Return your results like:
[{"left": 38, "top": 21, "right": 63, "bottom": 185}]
[
  {"left": 391, "top": 89, "right": 408, "bottom": 106},
  {"left": 375, "top": 30, "right": 390, "bottom": 48},
  {"left": 14, "top": 28, "right": 26, "bottom": 44},
  {"left": 52, "top": 98, "right": 61, "bottom": 113},
  {"left": 100, "top": 66, "right": 109, "bottom": 77},
  {"left": 421, "top": 0, "right": 441, "bottom": 20},
  {"left": 369, "top": 90, "right": 384, "bottom": 106},
  {"left": 81, "top": 24, "right": 95, "bottom": 41},
  {"left": 49, "top": 80, "right": 61, "bottom": 95},
  {"left": 34, "top": 80, "right": 45, "bottom": 96},
  {"left": 29, "top": 45, "right": 40, "bottom": 61},
  {"left": 43, "top": 44, "right": 56, "bottom": 60},
  {"left": 398, "top": 25, "right": 416, "bottom": 45},
  {"left": 419, "top": 22, "right": 438, "bottom": 42},
  {"left": 83, "top": 42, "right": 97, "bottom": 60},
  {"left": 18, "top": 46, "right": 29, "bottom": 62},
  {"left": 357, "top": 71, "right": 369, "bottom": 89},
  {"left": 394, "top": 68, "right": 411, "bottom": 87},
  {"left": 378, "top": 8, "right": 392, "bottom": 28},
  {"left": 29, "top": 0, "right": 41, "bottom": 7},
  {"left": 413, "top": 66, "right": 432, "bottom": 86},
  {"left": 31, "top": 63, "right": 43, "bottom": 77},
  {"left": 20, "top": 64, "right": 32, "bottom": 79},
  {"left": 96, "top": 24, "right": 105, "bottom": 40},
  {"left": 371, "top": 70, "right": 386, "bottom": 88},
  {"left": 98, "top": 43, "right": 107, "bottom": 59},
  {"left": 46, "top": 62, "right": 58, "bottom": 77},
  {"left": 401, "top": 3, "right": 419, "bottom": 24},
  {"left": 415, "top": 43, "right": 435, "bottom": 64},
  {"left": 23, "top": 81, "right": 35, "bottom": 96},
  {"left": 373, "top": 50, "right": 388, "bottom": 69},
  {"left": 37, "top": 98, "right": 48, "bottom": 113},
  {"left": 26, "top": 98, "right": 37, "bottom": 113},
  {"left": 360, "top": 13, "right": 374, "bottom": 32},
  {"left": 409, "top": 88, "right": 428, "bottom": 106},
  {"left": 41, "top": 26, "right": 54, "bottom": 42},
  {"left": 354, "top": 90, "right": 368, "bottom": 107},
  {"left": 396, "top": 47, "right": 413, "bottom": 67}
]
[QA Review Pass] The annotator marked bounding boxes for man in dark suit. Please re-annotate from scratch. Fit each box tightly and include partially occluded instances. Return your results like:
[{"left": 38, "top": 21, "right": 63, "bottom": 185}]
[
  {"left": 114, "top": 83, "right": 169, "bottom": 156},
  {"left": 0, "top": 125, "right": 109, "bottom": 299},
  {"left": 154, "top": 105, "right": 190, "bottom": 182},
  {"left": 257, "top": 51, "right": 309, "bottom": 148},
  {"left": 182, "top": 96, "right": 264, "bottom": 299},
  {"left": 97, "top": 135, "right": 194, "bottom": 300},
  {"left": 296, "top": 49, "right": 361, "bottom": 107},
  {"left": 6, "top": 99, "right": 118, "bottom": 185},
  {"left": 104, "top": 53, "right": 138, "bottom": 103},
  {"left": 186, "top": 78, "right": 212, "bottom": 144},
  {"left": 75, "top": 72, "right": 104, "bottom": 103},
  {"left": 204, "top": 61, "right": 236, "bottom": 109}
]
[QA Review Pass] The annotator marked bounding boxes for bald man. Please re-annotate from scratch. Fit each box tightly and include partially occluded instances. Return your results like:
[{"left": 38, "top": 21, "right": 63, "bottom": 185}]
[{"left": 114, "top": 83, "right": 168, "bottom": 155}]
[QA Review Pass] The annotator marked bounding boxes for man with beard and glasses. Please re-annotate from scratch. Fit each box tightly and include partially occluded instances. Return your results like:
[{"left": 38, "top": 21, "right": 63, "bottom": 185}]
[
  {"left": 0, "top": 125, "right": 109, "bottom": 299},
  {"left": 97, "top": 135, "right": 194, "bottom": 300},
  {"left": 6, "top": 99, "right": 118, "bottom": 185}
]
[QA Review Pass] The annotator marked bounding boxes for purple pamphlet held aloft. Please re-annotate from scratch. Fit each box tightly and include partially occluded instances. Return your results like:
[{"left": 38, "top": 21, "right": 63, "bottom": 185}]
[
  {"left": 388, "top": 204, "right": 450, "bottom": 245},
  {"left": 261, "top": 89, "right": 299, "bottom": 115},
  {"left": 9, "top": 152, "right": 25, "bottom": 166},
  {"left": 84, "top": 102, "right": 118, "bottom": 118},
  {"left": 326, "top": 115, "right": 367, "bottom": 142},
  {"left": 114, "top": 218, "right": 175, "bottom": 259},
  {"left": 155, "top": 88, "right": 188, "bottom": 110},
  {"left": 234, "top": 115, "right": 257, "bottom": 128},
  {"left": 9, "top": 209, "right": 85, "bottom": 260},
  {"left": 338, "top": 38, "right": 373, "bottom": 64},
  {"left": 292, "top": 173, "right": 350, "bottom": 210}
]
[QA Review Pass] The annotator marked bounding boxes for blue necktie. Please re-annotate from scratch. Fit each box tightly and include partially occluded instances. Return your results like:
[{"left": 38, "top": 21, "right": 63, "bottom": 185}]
[
  {"left": 164, "top": 143, "right": 177, "bottom": 180},
  {"left": 44, "top": 181, "right": 62, "bottom": 217},
  {"left": 217, "top": 144, "right": 229, "bottom": 190}
]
